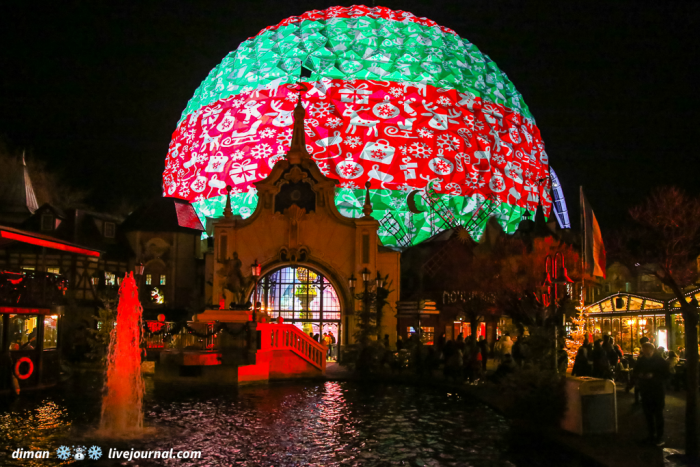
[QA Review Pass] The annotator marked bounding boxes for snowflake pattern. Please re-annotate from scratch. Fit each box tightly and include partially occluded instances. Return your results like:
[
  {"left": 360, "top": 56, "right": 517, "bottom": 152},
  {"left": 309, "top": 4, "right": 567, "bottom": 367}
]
[
  {"left": 231, "top": 98, "right": 245, "bottom": 108},
  {"left": 389, "top": 87, "right": 404, "bottom": 98},
  {"left": 326, "top": 116, "right": 342, "bottom": 128},
  {"left": 345, "top": 136, "right": 362, "bottom": 148},
  {"left": 339, "top": 163, "right": 362, "bottom": 178},
  {"left": 408, "top": 142, "right": 432, "bottom": 158},
  {"left": 260, "top": 127, "right": 277, "bottom": 138},
  {"left": 285, "top": 93, "right": 299, "bottom": 103},
  {"left": 179, "top": 186, "right": 191, "bottom": 197},
  {"left": 277, "top": 129, "right": 293, "bottom": 146},
  {"left": 417, "top": 128, "right": 434, "bottom": 139},
  {"left": 340, "top": 181, "right": 358, "bottom": 189},
  {"left": 437, "top": 134, "right": 460, "bottom": 151},
  {"left": 437, "top": 96, "right": 452, "bottom": 106},
  {"left": 309, "top": 102, "right": 334, "bottom": 118},
  {"left": 432, "top": 158, "right": 452, "bottom": 173},
  {"left": 231, "top": 149, "right": 246, "bottom": 161},
  {"left": 465, "top": 172, "right": 485, "bottom": 189},
  {"left": 375, "top": 103, "right": 396, "bottom": 117},
  {"left": 492, "top": 153, "right": 506, "bottom": 165},
  {"left": 251, "top": 144, "right": 273, "bottom": 159}
]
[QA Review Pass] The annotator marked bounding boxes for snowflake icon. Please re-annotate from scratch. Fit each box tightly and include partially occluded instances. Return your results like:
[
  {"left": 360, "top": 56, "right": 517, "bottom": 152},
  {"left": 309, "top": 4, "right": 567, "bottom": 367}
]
[
  {"left": 88, "top": 446, "right": 102, "bottom": 460},
  {"left": 56, "top": 446, "right": 71, "bottom": 460}
]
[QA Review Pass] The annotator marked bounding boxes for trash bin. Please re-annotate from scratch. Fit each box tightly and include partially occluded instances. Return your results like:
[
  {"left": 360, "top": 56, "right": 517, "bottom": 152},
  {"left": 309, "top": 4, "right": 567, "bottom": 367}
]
[{"left": 561, "top": 376, "right": 617, "bottom": 435}]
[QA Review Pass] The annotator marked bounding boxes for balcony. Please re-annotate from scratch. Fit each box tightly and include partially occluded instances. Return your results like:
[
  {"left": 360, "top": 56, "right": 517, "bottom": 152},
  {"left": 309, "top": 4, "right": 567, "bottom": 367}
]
[{"left": 0, "top": 268, "right": 68, "bottom": 309}]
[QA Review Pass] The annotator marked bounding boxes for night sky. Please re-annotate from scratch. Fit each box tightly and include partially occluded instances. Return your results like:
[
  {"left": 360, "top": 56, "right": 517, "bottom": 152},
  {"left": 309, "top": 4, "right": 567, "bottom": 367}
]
[{"left": 1, "top": 0, "right": 697, "bottom": 232}]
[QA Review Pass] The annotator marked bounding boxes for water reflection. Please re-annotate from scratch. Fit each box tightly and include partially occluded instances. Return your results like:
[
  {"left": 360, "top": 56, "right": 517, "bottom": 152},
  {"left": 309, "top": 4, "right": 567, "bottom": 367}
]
[{"left": 1, "top": 377, "right": 519, "bottom": 466}]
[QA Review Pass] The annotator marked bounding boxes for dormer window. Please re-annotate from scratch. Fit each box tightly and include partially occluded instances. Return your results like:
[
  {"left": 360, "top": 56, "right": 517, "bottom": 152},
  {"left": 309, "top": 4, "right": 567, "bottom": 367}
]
[
  {"left": 104, "top": 222, "right": 115, "bottom": 238},
  {"left": 41, "top": 213, "right": 54, "bottom": 231}
]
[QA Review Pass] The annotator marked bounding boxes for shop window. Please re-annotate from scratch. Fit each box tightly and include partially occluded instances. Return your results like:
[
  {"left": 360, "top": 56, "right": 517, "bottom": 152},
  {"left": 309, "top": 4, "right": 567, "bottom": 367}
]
[
  {"left": 41, "top": 213, "right": 54, "bottom": 231},
  {"left": 8, "top": 315, "right": 39, "bottom": 350},
  {"left": 47, "top": 267, "right": 60, "bottom": 275},
  {"left": 145, "top": 274, "right": 152, "bottom": 285},
  {"left": 160, "top": 274, "right": 167, "bottom": 285},
  {"left": 22, "top": 266, "right": 35, "bottom": 271},
  {"left": 43, "top": 315, "right": 58, "bottom": 349},
  {"left": 104, "top": 222, "right": 116, "bottom": 238}
]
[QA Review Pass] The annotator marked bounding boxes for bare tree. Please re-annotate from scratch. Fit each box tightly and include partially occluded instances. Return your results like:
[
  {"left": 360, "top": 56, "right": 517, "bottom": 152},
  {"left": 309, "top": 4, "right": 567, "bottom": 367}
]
[{"left": 615, "top": 187, "right": 700, "bottom": 462}]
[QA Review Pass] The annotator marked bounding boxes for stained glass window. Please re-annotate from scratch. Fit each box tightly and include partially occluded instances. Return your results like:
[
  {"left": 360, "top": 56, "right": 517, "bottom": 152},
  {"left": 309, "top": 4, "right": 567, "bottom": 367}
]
[{"left": 256, "top": 266, "right": 341, "bottom": 336}]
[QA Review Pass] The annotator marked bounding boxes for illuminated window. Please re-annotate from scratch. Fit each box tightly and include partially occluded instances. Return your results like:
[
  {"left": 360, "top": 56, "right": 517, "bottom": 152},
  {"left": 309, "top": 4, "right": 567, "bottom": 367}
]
[
  {"left": 22, "top": 266, "right": 35, "bottom": 271},
  {"left": 145, "top": 274, "right": 152, "bottom": 285},
  {"left": 105, "top": 272, "right": 116, "bottom": 286},
  {"left": 104, "top": 222, "right": 115, "bottom": 238},
  {"left": 47, "top": 267, "right": 60, "bottom": 275},
  {"left": 43, "top": 315, "right": 58, "bottom": 349},
  {"left": 160, "top": 275, "right": 166, "bottom": 285},
  {"left": 41, "top": 213, "right": 54, "bottom": 231}
]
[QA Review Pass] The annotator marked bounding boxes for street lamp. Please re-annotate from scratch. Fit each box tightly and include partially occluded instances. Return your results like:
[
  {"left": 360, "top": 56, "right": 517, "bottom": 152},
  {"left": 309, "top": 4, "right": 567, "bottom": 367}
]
[
  {"left": 251, "top": 259, "right": 261, "bottom": 322},
  {"left": 135, "top": 263, "right": 145, "bottom": 276},
  {"left": 375, "top": 270, "right": 384, "bottom": 289},
  {"left": 348, "top": 274, "right": 357, "bottom": 290},
  {"left": 361, "top": 268, "right": 371, "bottom": 283},
  {"left": 346, "top": 274, "right": 357, "bottom": 359}
]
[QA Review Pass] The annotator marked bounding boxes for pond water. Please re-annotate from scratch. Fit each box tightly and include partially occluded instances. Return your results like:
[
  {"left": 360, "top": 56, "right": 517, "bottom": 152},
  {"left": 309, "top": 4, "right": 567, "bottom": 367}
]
[{"left": 0, "top": 375, "right": 573, "bottom": 466}]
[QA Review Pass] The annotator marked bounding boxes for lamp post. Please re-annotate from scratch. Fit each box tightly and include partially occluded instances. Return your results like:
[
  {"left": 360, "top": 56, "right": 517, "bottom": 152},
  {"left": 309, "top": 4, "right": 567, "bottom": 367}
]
[
  {"left": 361, "top": 268, "right": 371, "bottom": 344},
  {"left": 251, "top": 259, "right": 261, "bottom": 322},
  {"left": 347, "top": 274, "right": 357, "bottom": 359}
]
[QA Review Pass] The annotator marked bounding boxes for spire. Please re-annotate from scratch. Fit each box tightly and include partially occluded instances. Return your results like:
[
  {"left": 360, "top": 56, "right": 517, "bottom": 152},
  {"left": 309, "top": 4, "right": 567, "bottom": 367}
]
[
  {"left": 362, "top": 181, "right": 373, "bottom": 218},
  {"left": 286, "top": 91, "right": 310, "bottom": 165},
  {"left": 223, "top": 185, "right": 233, "bottom": 219},
  {"left": 22, "top": 150, "right": 38, "bottom": 213}
]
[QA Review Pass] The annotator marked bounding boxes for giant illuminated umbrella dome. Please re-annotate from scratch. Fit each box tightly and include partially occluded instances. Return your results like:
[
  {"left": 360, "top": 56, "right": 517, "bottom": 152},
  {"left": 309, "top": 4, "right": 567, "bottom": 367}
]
[{"left": 162, "top": 5, "right": 553, "bottom": 246}]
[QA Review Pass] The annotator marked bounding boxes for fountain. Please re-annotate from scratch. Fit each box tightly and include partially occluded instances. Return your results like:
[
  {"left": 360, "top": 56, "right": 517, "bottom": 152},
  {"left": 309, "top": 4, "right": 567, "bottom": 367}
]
[{"left": 99, "top": 272, "right": 145, "bottom": 435}]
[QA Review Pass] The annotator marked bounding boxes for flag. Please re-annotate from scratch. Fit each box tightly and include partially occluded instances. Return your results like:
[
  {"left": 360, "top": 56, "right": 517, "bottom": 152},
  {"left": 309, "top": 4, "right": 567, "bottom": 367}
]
[{"left": 580, "top": 187, "right": 606, "bottom": 278}]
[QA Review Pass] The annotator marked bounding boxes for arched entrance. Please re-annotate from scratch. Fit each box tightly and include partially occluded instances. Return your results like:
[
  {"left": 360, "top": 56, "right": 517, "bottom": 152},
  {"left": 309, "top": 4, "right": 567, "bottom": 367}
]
[{"left": 255, "top": 266, "right": 341, "bottom": 359}]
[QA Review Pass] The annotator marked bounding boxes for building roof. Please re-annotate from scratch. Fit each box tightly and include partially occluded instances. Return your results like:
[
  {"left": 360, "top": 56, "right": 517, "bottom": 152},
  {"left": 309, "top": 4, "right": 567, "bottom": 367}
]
[
  {"left": 121, "top": 197, "right": 204, "bottom": 233},
  {"left": 0, "top": 224, "right": 101, "bottom": 257}
]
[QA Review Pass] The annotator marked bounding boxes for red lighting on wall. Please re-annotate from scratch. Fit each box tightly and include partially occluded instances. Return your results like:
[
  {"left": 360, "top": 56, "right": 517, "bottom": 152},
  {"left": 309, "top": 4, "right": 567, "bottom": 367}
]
[{"left": 0, "top": 230, "right": 101, "bottom": 257}]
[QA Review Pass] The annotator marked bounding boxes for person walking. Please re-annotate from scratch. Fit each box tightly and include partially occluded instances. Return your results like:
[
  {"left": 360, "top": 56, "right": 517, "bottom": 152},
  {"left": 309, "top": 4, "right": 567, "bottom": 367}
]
[
  {"left": 572, "top": 337, "right": 592, "bottom": 377},
  {"left": 496, "top": 334, "right": 513, "bottom": 364},
  {"left": 328, "top": 331, "right": 337, "bottom": 361},
  {"left": 592, "top": 339, "right": 612, "bottom": 379},
  {"left": 634, "top": 342, "right": 670, "bottom": 446},
  {"left": 478, "top": 336, "right": 489, "bottom": 372},
  {"left": 322, "top": 332, "right": 332, "bottom": 360},
  {"left": 666, "top": 350, "right": 680, "bottom": 391}
]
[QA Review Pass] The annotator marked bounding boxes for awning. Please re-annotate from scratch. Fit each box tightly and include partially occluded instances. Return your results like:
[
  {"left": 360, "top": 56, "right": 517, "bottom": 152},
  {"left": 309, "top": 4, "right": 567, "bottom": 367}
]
[{"left": 0, "top": 225, "right": 101, "bottom": 257}]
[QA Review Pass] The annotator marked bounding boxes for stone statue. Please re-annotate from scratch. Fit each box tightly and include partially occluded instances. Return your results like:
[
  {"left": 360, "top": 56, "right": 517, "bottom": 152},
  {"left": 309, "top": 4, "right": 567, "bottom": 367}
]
[{"left": 216, "top": 251, "right": 249, "bottom": 306}]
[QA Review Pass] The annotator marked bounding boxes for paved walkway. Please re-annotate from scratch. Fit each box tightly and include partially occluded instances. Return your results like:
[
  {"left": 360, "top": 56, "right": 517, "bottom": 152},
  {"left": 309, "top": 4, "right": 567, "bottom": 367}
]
[
  {"left": 551, "top": 386, "right": 689, "bottom": 467},
  {"left": 325, "top": 363, "right": 693, "bottom": 467}
]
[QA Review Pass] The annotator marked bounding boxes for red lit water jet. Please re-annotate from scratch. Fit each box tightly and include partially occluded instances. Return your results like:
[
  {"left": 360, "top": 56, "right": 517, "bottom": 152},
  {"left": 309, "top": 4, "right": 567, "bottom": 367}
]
[{"left": 100, "top": 272, "right": 145, "bottom": 434}]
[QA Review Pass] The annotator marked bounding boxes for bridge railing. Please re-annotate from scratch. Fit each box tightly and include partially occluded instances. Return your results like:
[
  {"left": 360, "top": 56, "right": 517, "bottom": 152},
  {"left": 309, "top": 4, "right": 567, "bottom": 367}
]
[{"left": 256, "top": 322, "right": 327, "bottom": 372}]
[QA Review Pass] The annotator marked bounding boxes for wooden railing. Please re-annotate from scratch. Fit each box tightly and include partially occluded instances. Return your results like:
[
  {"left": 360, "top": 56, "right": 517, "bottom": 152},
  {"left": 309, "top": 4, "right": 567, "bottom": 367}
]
[{"left": 256, "top": 323, "right": 327, "bottom": 372}]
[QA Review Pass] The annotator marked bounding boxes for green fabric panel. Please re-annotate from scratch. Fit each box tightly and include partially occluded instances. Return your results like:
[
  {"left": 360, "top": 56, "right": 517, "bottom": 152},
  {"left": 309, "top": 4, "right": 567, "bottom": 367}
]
[{"left": 178, "top": 16, "right": 532, "bottom": 126}]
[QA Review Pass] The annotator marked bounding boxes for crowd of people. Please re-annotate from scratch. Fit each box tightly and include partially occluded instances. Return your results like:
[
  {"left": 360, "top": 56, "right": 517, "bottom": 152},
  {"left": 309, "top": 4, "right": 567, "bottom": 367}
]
[{"left": 375, "top": 331, "right": 534, "bottom": 383}]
